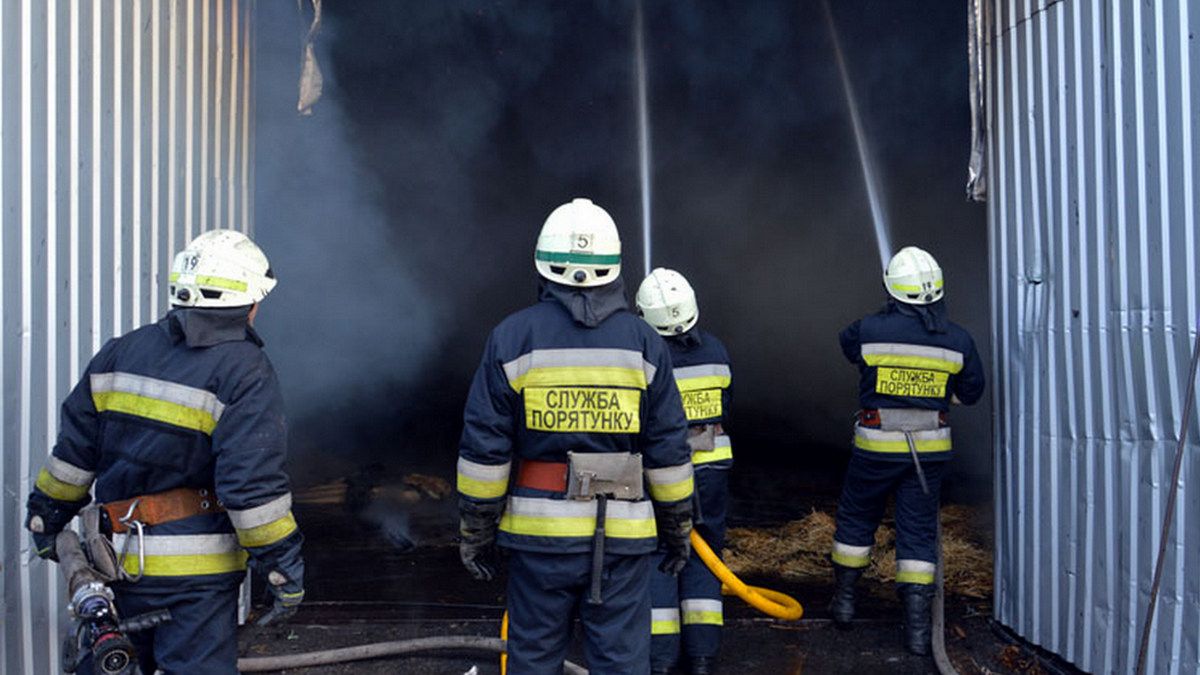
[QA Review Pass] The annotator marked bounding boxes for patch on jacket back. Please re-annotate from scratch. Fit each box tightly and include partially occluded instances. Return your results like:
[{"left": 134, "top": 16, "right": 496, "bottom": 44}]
[
  {"left": 874, "top": 367, "right": 948, "bottom": 398},
  {"left": 524, "top": 387, "right": 641, "bottom": 433}
]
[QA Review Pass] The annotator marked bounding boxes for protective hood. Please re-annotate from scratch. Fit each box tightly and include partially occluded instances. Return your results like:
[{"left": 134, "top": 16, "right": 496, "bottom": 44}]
[
  {"left": 165, "top": 307, "right": 263, "bottom": 348},
  {"left": 538, "top": 277, "right": 629, "bottom": 328},
  {"left": 888, "top": 297, "right": 949, "bottom": 334}
]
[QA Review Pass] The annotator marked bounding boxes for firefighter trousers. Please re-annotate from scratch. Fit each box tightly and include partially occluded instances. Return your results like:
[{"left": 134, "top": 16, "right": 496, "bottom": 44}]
[
  {"left": 507, "top": 549, "right": 652, "bottom": 675},
  {"left": 650, "top": 466, "right": 729, "bottom": 669}
]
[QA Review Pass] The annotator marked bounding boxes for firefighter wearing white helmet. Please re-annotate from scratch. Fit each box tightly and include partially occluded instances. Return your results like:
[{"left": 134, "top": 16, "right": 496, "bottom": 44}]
[
  {"left": 829, "top": 245, "right": 985, "bottom": 657},
  {"left": 169, "top": 228, "right": 277, "bottom": 308},
  {"left": 458, "top": 199, "right": 694, "bottom": 674},
  {"left": 637, "top": 268, "right": 733, "bottom": 675},
  {"left": 26, "top": 228, "right": 303, "bottom": 672},
  {"left": 884, "top": 246, "right": 944, "bottom": 305},
  {"left": 534, "top": 197, "right": 622, "bottom": 287}
]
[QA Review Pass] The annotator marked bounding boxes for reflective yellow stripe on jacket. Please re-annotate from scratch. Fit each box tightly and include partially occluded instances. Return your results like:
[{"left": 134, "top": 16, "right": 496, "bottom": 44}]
[
  {"left": 503, "top": 348, "right": 657, "bottom": 392},
  {"left": 692, "top": 434, "right": 733, "bottom": 466},
  {"left": 860, "top": 342, "right": 964, "bottom": 374},
  {"left": 90, "top": 372, "right": 226, "bottom": 435},
  {"left": 227, "top": 493, "right": 298, "bottom": 548},
  {"left": 499, "top": 496, "right": 656, "bottom": 539},
  {"left": 112, "top": 533, "right": 248, "bottom": 576},
  {"left": 853, "top": 426, "right": 951, "bottom": 454},
  {"left": 34, "top": 457, "right": 95, "bottom": 501},
  {"left": 645, "top": 463, "right": 695, "bottom": 503},
  {"left": 457, "top": 458, "right": 511, "bottom": 500}
]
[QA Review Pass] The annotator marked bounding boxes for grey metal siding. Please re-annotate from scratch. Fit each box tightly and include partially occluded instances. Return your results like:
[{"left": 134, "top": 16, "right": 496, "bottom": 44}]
[
  {"left": 988, "top": 0, "right": 1200, "bottom": 672},
  {"left": 0, "top": 1, "right": 254, "bottom": 672}
]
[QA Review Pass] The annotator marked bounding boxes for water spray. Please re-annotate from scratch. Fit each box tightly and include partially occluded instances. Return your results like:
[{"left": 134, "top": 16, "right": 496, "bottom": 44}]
[
  {"left": 634, "top": 0, "right": 653, "bottom": 276},
  {"left": 822, "top": 0, "right": 893, "bottom": 269}
]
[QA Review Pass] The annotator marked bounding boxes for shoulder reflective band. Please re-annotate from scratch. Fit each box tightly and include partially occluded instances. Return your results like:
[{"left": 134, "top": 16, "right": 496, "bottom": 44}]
[
  {"left": 112, "top": 533, "right": 249, "bottom": 576},
  {"left": 457, "top": 458, "right": 512, "bottom": 499},
  {"left": 504, "top": 348, "right": 656, "bottom": 392},
  {"left": 645, "top": 463, "right": 694, "bottom": 503},
  {"left": 681, "top": 598, "right": 724, "bottom": 626},
  {"left": 831, "top": 540, "right": 872, "bottom": 568},
  {"left": 169, "top": 272, "right": 248, "bottom": 292},
  {"left": 534, "top": 250, "right": 621, "bottom": 265},
  {"left": 525, "top": 387, "right": 642, "bottom": 434},
  {"left": 895, "top": 559, "right": 936, "bottom": 585},
  {"left": 498, "top": 495, "right": 656, "bottom": 539},
  {"left": 860, "top": 343, "right": 964, "bottom": 374},
  {"left": 35, "top": 468, "right": 91, "bottom": 502},
  {"left": 651, "top": 608, "right": 681, "bottom": 635},
  {"left": 875, "top": 367, "right": 949, "bottom": 398},
  {"left": 90, "top": 372, "right": 226, "bottom": 435},
  {"left": 673, "top": 363, "right": 732, "bottom": 392},
  {"left": 692, "top": 435, "right": 733, "bottom": 466},
  {"left": 853, "top": 426, "right": 952, "bottom": 454}
]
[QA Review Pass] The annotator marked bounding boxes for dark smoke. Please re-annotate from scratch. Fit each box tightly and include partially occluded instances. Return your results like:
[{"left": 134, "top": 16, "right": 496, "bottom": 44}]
[{"left": 254, "top": 1, "right": 992, "bottom": 499}]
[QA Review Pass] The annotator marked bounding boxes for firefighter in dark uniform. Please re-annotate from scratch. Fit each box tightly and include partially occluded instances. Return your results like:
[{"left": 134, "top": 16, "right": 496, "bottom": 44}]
[
  {"left": 636, "top": 268, "right": 733, "bottom": 675},
  {"left": 829, "top": 246, "right": 985, "bottom": 655},
  {"left": 25, "top": 230, "right": 304, "bottom": 674},
  {"left": 456, "top": 198, "right": 695, "bottom": 675}
]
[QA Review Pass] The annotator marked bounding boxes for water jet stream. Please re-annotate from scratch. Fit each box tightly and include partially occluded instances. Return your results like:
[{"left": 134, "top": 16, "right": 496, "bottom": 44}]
[
  {"left": 822, "top": 0, "right": 893, "bottom": 269},
  {"left": 635, "top": 0, "right": 653, "bottom": 276}
]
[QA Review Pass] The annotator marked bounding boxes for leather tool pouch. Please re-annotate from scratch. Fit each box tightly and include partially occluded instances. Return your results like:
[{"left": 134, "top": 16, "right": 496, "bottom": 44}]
[
  {"left": 78, "top": 505, "right": 121, "bottom": 583},
  {"left": 566, "top": 452, "right": 644, "bottom": 501}
]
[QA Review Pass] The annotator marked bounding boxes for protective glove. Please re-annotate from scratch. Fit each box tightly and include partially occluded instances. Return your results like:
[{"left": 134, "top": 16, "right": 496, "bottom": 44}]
[
  {"left": 26, "top": 490, "right": 90, "bottom": 562},
  {"left": 654, "top": 498, "right": 694, "bottom": 576},
  {"left": 256, "top": 569, "right": 304, "bottom": 626},
  {"left": 459, "top": 498, "right": 504, "bottom": 581}
]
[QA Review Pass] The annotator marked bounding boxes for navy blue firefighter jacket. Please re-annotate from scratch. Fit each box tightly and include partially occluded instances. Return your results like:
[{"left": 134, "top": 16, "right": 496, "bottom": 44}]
[{"left": 26, "top": 308, "right": 303, "bottom": 591}]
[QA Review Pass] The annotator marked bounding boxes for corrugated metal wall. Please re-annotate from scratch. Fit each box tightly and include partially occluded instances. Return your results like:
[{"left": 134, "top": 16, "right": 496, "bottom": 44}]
[
  {"left": 0, "top": 1, "right": 254, "bottom": 672},
  {"left": 988, "top": 0, "right": 1200, "bottom": 672}
]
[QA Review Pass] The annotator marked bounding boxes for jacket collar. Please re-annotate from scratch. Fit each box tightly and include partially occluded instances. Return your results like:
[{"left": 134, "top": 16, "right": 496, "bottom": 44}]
[
  {"left": 538, "top": 277, "right": 629, "bottom": 328},
  {"left": 163, "top": 307, "right": 263, "bottom": 348}
]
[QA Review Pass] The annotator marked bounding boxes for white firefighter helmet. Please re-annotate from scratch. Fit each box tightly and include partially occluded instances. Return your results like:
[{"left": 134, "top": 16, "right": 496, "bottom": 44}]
[
  {"left": 169, "top": 229, "right": 277, "bottom": 308},
  {"left": 534, "top": 198, "right": 621, "bottom": 287},
  {"left": 636, "top": 267, "right": 699, "bottom": 336},
  {"left": 884, "top": 246, "right": 944, "bottom": 305}
]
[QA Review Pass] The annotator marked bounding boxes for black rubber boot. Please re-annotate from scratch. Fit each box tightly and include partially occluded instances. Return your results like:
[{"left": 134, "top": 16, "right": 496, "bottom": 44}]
[
  {"left": 688, "top": 656, "right": 715, "bottom": 675},
  {"left": 829, "top": 563, "right": 865, "bottom": 627},
  {"left": 898, "top": 582, "right": 935, "bottom": 656}
]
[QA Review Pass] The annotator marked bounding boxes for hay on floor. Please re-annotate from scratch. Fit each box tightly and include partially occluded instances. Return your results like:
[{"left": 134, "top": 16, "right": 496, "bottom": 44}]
[{"left": 723, "top": 506, "right": 992, "bottom": 598}]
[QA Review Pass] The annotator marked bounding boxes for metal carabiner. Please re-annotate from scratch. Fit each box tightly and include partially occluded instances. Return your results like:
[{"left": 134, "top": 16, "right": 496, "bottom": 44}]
[{"left": 116, "top": 499, "right": 145, "bottom": 582}]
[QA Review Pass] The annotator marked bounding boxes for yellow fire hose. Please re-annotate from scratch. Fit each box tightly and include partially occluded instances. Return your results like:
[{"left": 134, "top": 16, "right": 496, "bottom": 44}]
[{"left": 499, "top": 530, "right": 803, "bottom": 674}]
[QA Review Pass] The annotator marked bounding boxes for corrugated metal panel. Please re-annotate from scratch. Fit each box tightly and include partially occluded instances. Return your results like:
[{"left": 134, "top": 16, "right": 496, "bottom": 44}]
[
  {"left": 988, "top": 0, "right": 1200, "bottom": 672},
  {"left": 0, "top": 1, "right": 254, "bottom": 672}
]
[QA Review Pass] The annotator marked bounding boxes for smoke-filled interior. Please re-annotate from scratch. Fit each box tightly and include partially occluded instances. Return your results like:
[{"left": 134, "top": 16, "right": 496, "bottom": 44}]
[{"left": 253, "top": 1, "right": 990, "bottom": 509}]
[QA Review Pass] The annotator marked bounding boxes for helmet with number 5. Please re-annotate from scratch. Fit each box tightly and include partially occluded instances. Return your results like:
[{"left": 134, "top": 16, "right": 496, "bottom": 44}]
[
  {"left": 534, "top": 198, "right": 622, "bottom": 287},
  {"left": 169, "top": 229, "right": 277, "bottom": 308},
  {"left": 636, "top": 268, "right": 699, "bottom": 336}
]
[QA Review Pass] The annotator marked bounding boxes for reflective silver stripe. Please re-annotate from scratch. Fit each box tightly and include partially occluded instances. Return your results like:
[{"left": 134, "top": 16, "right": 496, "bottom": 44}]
[
  {"left": 457, "top": 458, "right": 512, "bottom": 482},
  {"left": 46, "top": 456, "right": 93, "bottom": 486},
  {"left": 853, "top": 426, "right": 952, "bottom": 444},
  {"left": 504, "top": 495, "right": 655, "bottom": 521},
  {"left": 112, "top": 533, "right": 241, "bottom": 555},
  {"left": 681, "top": 599, "right": 723, "bottom": 614},
  {"left": 860, "top": 342, "right": 964, "bottom": 369},
  {"left": 672, "top": 364, "right": 731, "bottom": 380},
  {"left": 502, "top": 348, "right": 657, "bottom": 387},
  {"left": 833, "top": 541, "right": 872, "bottom": 557},
  {"left": 644, "top": 463, "right": 693, "bottom": 486},
  {"left": 714, "top": 435, "right": 731, "bottom": 449},
  {"left": 897, "top": 559, "right": 937, "bottom": 575},
  {"left": 227, "top": 493, "right": 292, "bottom": 530},
  {"left": 90, "top": 372, "right": 226, "bottom": 422},
  {"left": 652, "top": 608, "right": 681, "bottom": 622}
]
